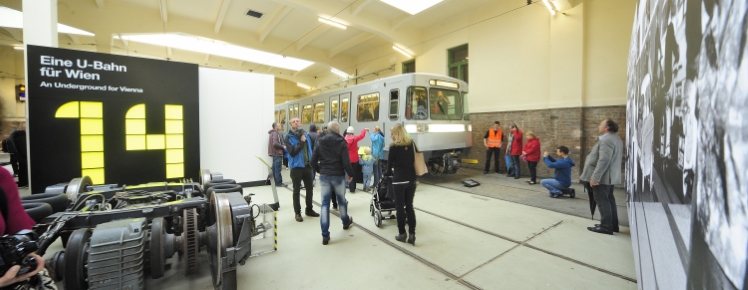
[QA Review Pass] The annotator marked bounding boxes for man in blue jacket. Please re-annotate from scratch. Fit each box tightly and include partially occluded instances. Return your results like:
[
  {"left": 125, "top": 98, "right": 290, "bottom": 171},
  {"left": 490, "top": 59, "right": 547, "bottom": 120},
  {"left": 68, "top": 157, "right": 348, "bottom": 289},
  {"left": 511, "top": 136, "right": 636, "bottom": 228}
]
[
  {"left": 285, "top": 117, "right": 319, "bottom": 222},
  {"left": 541, "top": 146, "right": 576, "bottom": 198}
]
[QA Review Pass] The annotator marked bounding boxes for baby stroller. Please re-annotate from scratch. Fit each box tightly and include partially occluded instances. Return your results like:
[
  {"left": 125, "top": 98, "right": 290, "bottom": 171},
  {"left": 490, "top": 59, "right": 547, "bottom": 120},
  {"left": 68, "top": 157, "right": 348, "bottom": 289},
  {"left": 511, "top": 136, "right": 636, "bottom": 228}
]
[{"left": 370, "top": 175, "right": 397, "bottom": 227}]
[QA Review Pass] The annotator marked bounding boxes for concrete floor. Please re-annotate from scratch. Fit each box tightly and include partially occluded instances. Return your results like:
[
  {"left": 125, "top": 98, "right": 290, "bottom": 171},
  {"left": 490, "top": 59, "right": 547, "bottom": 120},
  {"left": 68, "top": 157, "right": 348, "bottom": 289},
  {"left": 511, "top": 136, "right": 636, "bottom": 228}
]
[{"left": 19, "top": 163, "right": 637, "bottom": 289}]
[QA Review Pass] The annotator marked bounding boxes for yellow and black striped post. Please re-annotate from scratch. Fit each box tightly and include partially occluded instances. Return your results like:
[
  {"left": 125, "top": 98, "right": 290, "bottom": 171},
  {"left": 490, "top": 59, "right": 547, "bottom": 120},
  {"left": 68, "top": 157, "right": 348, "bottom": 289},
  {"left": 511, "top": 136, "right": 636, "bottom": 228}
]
[{"left": 274, "top": 212, "right": 278, "bottom": 251}]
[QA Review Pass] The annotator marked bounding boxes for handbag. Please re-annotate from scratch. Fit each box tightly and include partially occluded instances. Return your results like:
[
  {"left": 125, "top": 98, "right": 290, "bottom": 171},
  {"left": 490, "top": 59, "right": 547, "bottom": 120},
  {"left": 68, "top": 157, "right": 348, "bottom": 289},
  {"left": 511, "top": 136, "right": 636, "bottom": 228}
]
[{"left": 413, "top": 142, "right": 427, "bottom": 176}]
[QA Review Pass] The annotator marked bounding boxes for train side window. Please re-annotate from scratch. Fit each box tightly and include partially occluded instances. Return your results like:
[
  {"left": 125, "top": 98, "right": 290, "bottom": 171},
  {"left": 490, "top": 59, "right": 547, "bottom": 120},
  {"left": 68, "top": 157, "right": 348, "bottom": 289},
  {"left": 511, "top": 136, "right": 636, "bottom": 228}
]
[
  {"left": 389, "top": 89, "right": 399, "bottom": 120},
  {"left": 357, "top": 93, "right": 380, "bottom": 122},
  {"left": 406, "top": 86, "right": 428, "bottom": 120},
  {"left": 274, "top": 110, "right": 279, "bottom": 123},
  {"left": 313, "top": 102, "right": 325, "bottom": 124},
  {"left": 301, "top": 104, "right": 312, "bottom": 124},
  {"left": 330, "top": 99, "right": 339, "bottom": 121},
  {"left": 463, "top": 92, "right": 470, "bottom": 120},
  {"left": 341, "top": 97, "right": 349, "bottom": 123},
  {"left": 279, "top": 109, "right": 286, "bottom": 125},
  {"left": 293, "top": 104, "right": 299, "bottom": 119}
]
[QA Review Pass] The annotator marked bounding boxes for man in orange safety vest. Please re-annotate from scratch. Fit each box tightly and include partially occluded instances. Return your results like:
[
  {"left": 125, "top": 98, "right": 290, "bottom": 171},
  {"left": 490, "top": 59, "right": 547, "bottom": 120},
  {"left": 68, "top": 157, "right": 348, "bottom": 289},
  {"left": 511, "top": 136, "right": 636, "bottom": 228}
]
[{"left": 483, "top": 121, "right": 505, "bottom": 174}]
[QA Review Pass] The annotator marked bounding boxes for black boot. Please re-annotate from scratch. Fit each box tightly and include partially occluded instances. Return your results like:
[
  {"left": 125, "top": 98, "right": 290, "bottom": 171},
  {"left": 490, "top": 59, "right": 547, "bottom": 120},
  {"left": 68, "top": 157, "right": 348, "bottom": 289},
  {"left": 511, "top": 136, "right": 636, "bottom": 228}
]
[
  {"left": 395, "top": 233, "right": 407, "bottom": 242},
  {"left": 407, "top": 234, "right": 416, "bottom": 246}
]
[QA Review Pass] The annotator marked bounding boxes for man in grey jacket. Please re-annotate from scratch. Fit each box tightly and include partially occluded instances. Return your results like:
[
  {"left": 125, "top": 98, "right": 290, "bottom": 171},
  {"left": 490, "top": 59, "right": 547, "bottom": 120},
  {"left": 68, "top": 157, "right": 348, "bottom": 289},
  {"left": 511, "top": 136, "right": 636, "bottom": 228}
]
[
  {"left": 580, "top": 119, "right": 623, "bottom": 235},
  {"left": 268, "top": 122, "right": 287, "bottom": 187}
]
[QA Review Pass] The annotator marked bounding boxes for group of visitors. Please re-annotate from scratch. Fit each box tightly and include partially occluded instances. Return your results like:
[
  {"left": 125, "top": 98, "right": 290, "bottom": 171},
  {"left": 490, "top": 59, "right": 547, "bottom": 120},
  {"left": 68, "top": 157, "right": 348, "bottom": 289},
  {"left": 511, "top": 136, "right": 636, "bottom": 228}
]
[
  {"left": 483, "top": 118, "right": 623, "bottom": 235},
  {"left": 268, "top": 119, "right": 417, "bottom": 245}
]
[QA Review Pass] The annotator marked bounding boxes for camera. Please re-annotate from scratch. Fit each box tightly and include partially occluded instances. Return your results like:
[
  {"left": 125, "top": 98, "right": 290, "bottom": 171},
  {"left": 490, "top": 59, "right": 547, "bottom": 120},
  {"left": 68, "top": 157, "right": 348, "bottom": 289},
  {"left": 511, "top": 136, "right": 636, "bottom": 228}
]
[{"left": 0, "top": 230, "right": 39, "bottom": 277}]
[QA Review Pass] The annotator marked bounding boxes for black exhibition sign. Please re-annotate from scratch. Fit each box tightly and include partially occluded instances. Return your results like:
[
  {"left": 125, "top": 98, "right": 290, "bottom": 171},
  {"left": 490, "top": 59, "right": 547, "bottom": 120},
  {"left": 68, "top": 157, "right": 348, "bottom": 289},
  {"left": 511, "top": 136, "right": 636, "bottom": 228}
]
[{"left": 26, "top": 45, "right": 200, "bottom": 191}]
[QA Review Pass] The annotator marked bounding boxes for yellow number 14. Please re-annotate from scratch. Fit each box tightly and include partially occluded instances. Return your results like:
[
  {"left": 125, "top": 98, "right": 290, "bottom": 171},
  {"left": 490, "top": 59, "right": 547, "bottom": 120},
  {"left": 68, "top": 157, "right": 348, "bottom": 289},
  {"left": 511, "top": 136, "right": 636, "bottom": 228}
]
[{"left": 55, "top": 102, "right": 185, "bottom": 184}]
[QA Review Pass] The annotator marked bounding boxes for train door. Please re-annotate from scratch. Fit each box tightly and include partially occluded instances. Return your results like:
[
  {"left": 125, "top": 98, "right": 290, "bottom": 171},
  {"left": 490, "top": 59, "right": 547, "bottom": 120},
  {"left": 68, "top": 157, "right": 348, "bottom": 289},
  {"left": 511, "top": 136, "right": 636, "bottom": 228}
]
[
  {"left": 329, "top": 95, "right": 339, "bottom": 124},
  {"left": 340, "top": 93, "right": 351, "bottom": 127}
]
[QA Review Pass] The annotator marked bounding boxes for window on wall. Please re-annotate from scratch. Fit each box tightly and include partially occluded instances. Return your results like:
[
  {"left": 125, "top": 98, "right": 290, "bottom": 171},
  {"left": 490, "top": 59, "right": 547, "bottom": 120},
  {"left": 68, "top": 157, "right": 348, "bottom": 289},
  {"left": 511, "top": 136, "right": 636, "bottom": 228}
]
[
  {"left": 389, "top": 89, "right": 399, "bottom": 120},
  {"left": 405, "top": 86, "right": 428, "bottom": 120},
  {"left": 357, "top": 93, "right": 380, "bottom": 122},
  {"left": 448, "top": 44, "right": 468, "bottom": 83},
  {"left": 301, "top": 104, "right": 312, "bottom": 124},
  {"left": 313, "top": 102, "right": 325, "bottom": 124},
  {"left": 402, "top": 60, "right": 415, "bottom": 74}
]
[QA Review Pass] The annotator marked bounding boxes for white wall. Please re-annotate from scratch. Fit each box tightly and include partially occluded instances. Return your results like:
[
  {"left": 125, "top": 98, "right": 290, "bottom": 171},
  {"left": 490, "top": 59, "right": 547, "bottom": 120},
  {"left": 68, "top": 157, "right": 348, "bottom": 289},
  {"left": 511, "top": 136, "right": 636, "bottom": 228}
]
[{"left": 198, "top": 68, "right": 274, "bottom": 183}]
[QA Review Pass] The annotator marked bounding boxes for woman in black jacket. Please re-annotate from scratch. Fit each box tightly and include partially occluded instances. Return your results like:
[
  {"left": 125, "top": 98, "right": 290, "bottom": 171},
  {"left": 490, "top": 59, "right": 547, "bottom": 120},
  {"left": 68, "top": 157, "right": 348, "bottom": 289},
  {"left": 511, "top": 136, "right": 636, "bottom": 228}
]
[{"left": 386, "top": 124, "right": 417, "bottom": 245}]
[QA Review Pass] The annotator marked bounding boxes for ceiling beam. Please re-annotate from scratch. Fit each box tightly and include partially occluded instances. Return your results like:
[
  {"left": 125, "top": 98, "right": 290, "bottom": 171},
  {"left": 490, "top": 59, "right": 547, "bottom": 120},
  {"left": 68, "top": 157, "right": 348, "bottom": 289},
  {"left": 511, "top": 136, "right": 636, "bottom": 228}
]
[
  {"left": 238, "top": 60, "right": 244, "bottom": 66},
  {"left": 116, "top": 33, "right": 127, "bottom": 47},
  {"left": 167, "top": 47, "right": 172, "bottom": 58},
  {"left": 328, "top": 32, "right": 375, "bottom": 59},
  {"left": 67, "top": 34, "right": 80, "bottom": 44},
  {"left": 259, "top": 5, "right": 292, "bottom": 43},
  {"left": 295, "top": 26, "right": 331, "bottom": 51},
  {"left": 205, "top": 54, "right": 210, "bottom": 62},
  {"left": 213, "top": 0, "right": 232, "bottom": 33},
  {"left": 390, "top": 14, "right": 415, "bottom": 31},
  {"left": 350, "top": 0, "right": 374, "bottom": 16},
  {"left": 158, "top": 0, "right": 168, "bottom": 24},
  {"left": 94, "top": 0, "right": 105, "bottom": 9},
  {"left": 1, "top": 28, "right": 22, "bottom": 42}
]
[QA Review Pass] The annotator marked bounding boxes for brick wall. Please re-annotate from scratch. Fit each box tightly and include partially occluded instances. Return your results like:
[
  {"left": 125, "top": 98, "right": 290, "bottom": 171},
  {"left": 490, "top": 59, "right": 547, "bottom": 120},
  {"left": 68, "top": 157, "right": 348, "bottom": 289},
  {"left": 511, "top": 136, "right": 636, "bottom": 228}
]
[{"left": 466, "top": 106, "right": 626, "bottom": 182}]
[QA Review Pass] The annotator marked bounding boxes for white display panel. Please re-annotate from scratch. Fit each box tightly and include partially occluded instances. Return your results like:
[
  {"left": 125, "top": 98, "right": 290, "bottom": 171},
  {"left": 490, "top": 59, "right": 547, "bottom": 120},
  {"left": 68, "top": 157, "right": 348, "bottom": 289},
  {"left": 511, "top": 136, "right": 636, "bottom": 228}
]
[{"left": 199, "top": 67, "right": 274, "bottom": 183}]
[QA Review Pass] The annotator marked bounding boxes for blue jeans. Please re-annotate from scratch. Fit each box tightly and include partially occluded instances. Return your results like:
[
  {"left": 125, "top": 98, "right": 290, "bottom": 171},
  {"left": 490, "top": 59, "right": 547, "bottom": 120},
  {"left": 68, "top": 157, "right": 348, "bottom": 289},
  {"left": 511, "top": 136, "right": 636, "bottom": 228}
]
[
  {"left": 372, "top": 159, "right": 382, "bottom": 188},
  {"left": 320, "top": 175, "right": 351, "bottom": 238},
  {"left": 541, "top": 179, "right": 567, "bottom": 195},
  {"left": 511, "top": 155, "right": 521, "bottom": 177},
  {"left": 272, "top": 156, "right": 283, "bottom": 184},
  {"left": 363, "top": 173, "right": 372, "bottom": 189}
]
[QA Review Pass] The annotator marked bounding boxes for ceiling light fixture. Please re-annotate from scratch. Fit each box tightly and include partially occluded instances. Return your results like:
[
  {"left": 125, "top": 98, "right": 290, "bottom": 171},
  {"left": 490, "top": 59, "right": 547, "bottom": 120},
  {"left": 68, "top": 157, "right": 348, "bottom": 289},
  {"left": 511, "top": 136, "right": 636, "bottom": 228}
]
[
  {"left": 13, "top": 46, "right": 23, "bottom": 50},
  {"left": 318, "top": 17, "right": 347, "bottom": 29},
  {"left": 542, "top": 0, "right": 557, "bottom": 16},
  {"left": 0, "top": 6, "right": 95, "bottom": 36},
  {"left": 379, "top": 0, "right": 443, "bottom": 15},
  {"left": 392, "top": 45, "right": 412, "bottom": 58},
  {"left": 331, "top": 68, "right": 349, "bottom": 78},
  {"left": 120, "top": 33, "right": 314, "bottom": 71},
  {"left": 297, "top": 83, "right": 311, "bottom": 90}
]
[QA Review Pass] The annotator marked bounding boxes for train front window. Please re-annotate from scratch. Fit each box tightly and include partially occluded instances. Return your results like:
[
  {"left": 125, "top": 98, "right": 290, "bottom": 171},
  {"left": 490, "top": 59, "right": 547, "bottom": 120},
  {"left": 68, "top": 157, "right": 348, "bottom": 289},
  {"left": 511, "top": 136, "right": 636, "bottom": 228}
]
[
  {"left": 357, "top": 93, "right": 380, "bottom": 122},
  {"left": 301, "top": 104, "right": 312, "bottom": 124},
  {"left": 406, "top": 86, "right": 428, "bottom": 120},
  {"left": 429, "top": 88, "right": 461, "bottom": 120},
  {"left": 341, "top": 98, "right": 349, "bottom": 123}
]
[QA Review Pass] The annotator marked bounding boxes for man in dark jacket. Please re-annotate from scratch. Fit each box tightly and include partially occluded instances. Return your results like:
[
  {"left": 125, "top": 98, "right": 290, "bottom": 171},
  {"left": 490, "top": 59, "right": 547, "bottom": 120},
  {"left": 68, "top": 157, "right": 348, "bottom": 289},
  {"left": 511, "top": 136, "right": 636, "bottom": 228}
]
[
  {"left": 11, "top": 128, "right": 27, "bottom": 187},
  {"left": 285, "top": 117, "right": 319, "bottom": 222},
  {"left": 311, "top": 121, "right": 354, "bottom": 245},
  {"left": 268, "top": 122, "right": 286, "bottom": 187},
  {"left": 308, "top": 124, "right": 319, "bottom": 186}
]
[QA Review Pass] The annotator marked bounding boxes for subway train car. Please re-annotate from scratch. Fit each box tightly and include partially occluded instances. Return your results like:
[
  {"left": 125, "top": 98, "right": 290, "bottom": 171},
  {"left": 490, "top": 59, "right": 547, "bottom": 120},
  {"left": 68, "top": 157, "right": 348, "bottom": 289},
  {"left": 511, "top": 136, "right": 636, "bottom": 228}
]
[{"left": 274, "top": 73, "right": 471, "bottom": 175}]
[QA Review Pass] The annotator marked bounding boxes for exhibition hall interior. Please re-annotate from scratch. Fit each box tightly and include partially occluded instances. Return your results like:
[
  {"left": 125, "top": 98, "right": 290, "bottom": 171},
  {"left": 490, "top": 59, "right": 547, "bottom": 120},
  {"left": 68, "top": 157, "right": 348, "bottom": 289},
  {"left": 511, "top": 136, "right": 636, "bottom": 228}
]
[{"left": 0, "top": 0, "right": 746, "bottom": 289}]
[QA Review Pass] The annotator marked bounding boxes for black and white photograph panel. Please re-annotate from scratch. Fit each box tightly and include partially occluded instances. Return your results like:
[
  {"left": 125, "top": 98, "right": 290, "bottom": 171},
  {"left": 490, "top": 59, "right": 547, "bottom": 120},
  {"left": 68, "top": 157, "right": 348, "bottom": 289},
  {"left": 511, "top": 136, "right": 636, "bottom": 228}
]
[{"left": 626, "top": 0, "right": 748, "bottom": 289}]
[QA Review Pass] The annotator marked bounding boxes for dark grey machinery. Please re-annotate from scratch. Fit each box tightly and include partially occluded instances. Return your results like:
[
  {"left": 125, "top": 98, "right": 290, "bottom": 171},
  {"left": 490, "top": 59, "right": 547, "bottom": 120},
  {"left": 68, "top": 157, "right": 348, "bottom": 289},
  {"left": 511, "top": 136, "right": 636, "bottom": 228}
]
[{"left": 33, "top": 169, "right": 275, "bottom": 290}]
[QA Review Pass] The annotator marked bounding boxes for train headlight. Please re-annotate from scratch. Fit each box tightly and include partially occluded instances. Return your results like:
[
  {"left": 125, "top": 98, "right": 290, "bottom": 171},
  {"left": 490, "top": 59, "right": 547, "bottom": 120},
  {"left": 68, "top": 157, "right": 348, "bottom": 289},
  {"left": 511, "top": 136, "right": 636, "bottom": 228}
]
[
  {"left": 405, "top": 124, "right": 425, "bottom": 133},
  {"left": 427, "top": 124, "right": 465, "bottom": 133}
]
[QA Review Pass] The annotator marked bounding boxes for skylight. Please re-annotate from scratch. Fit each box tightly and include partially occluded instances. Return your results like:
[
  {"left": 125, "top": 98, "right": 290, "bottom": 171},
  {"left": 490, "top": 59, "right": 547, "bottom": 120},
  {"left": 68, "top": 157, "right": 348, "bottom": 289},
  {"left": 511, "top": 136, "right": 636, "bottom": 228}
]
[
  {"left": 0, "top": 6, "right": 95, "bottom": 36},
  {"left": 119, "top": 33, "right": 314, "bottom": 72},
  {"left": 378, "top": 0, "right": 444, "bottom": 15}
]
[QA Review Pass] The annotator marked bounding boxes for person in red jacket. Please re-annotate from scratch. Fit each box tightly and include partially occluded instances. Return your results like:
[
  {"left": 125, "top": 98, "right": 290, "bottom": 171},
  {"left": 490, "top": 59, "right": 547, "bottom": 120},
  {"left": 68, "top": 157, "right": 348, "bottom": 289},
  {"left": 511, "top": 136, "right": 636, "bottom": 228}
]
[
  {"left": 508, "top": 124, "right": 524, "bottom": 179},
  {"left": 522, "top": 131, "right": 541, "bottom": 184},
  {"left": 345, "top": 126, "right": 368, "bottom": 193}
]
